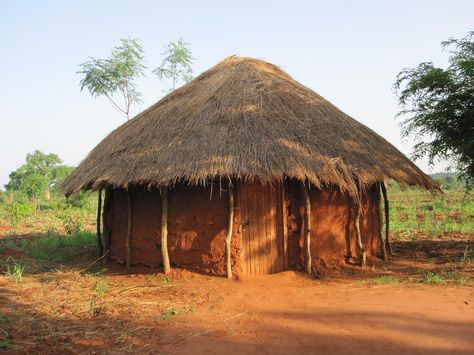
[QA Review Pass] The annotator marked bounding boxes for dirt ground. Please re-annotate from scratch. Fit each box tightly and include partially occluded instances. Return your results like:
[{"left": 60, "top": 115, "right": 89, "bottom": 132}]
[{"left": 0, "top": 234, "right": 473, "bottom": 354}]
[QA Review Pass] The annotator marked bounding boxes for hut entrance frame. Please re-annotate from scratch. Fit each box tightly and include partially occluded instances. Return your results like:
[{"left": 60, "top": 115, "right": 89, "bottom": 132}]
[{"left": 238, "top": 181, "right": 288, "bottom": 275}]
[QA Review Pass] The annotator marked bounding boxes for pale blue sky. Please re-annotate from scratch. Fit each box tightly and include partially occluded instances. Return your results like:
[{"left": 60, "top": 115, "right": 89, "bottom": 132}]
[{"left": 1, "top": 0, "right": 473, "bottom": 187}]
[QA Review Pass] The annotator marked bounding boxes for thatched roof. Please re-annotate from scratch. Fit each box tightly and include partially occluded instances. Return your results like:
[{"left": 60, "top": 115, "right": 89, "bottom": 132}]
[{"left": 63, "top": 56, "right": 438, "bottom": 197}]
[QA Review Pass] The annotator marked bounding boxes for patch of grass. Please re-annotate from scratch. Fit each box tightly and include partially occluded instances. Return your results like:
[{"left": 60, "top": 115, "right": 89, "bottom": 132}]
[
  {"left": 389, "top": 188, "right": 474, "bottom": 237},
  {"left": 369, "top": 275, "right": 399, "bottom": 285},
  {"left": 416, "top": 270, "right": 467, "bottom": 285},
  {"left": 159, "top": 307, "right": 195, "bottom": 320},
  {"left": 418, "top": 272, "right": 446, "bottom": 284},
  {"left": 23, "top": 231, "right": 96, "bottom": 262}
]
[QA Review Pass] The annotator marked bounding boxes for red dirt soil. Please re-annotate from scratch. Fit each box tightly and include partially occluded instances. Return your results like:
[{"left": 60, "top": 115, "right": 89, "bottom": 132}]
[{"left": 1, "top": 265, "right": 472, "bottom": 354}]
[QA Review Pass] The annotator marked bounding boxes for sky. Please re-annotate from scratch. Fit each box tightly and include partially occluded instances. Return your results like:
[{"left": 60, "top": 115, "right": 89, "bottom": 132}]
[{"left": 1, "top": 0, "right": 473, "bottom": 187}]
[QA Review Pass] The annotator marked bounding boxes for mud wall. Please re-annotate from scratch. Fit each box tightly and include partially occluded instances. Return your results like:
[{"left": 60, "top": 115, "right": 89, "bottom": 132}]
[
  {"left": 107, "top": 184, "right": 241, "bottom": 275},
  {"left": 107, "top": 180, "right": 381, "bottom": 275},
  {"left": 286, "top": 180, "right": 381, "bottom": 273}
]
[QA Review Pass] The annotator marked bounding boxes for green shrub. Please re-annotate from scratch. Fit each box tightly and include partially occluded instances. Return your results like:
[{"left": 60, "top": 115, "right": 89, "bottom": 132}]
[{"left": 6, "top": 202, "right": 34, "bottom": 227}]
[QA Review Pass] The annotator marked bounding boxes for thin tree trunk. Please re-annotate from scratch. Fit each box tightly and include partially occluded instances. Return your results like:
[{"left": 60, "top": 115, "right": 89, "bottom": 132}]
[
  {"left": 380, "top": 182, "right": 393, "bottom": 255},
  {"left": 125, "top": 189, "right": 132, "bottom": 270},
  {"left": 300, "top": 181, "right": 312, "bottom": 274},
  {"left": 161, "top": 187, "right": 171, "bottom": 274},
  {"left": 102, "top": 188, "right": 112, "bottom": 265},
  {"left": 96, "top": 189, "right": 104, "bottom": 256},
  {"left": 354, "top": 198, "right": 366, "bottom": 267},
  {"left": 226, "top": 183, "right": 234, "bottom": 279},
  {"left": 377, "top": 183, "right": 388, "bottom": 262}
]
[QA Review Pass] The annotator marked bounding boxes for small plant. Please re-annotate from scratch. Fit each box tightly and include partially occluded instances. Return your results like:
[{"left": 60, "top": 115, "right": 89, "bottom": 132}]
[
  {"left": 94, "top": 281, "right": 108, "bottom": 297},
  {"left": 62, "top": 215, "right": 84, "bottom": 235},
  {"left": 159, "top": 307, "right": 195, "bottom": 320},
  {"left": 5, "top": 257, "right": 25, "bottom": 284},
  {"left": 89, "top": 281, "right": 108, "bottom": 317},
  {"left": 460, "top": 246, "right": 472, "bottom": 263},
  {"left": 6, "top": 202, "right": 33, "bottom": 227},
  {"left": 162, "top": 276, "right": 170, "bottom": 285}
]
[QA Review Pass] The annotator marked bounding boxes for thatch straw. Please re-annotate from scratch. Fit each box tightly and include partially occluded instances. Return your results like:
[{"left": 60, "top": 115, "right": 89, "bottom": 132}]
[{"left": 63, "top": 56, "right": 438, "bottom": 197}]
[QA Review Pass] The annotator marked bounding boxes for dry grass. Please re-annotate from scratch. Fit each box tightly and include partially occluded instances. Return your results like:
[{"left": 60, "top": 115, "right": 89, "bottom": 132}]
[{"left": 63, "top": 56, "right": 437, "bottom": 198}]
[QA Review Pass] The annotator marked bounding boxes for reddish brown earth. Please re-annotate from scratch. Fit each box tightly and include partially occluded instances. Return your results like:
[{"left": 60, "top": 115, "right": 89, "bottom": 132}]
[{"left": 0, "top": 235, "right": 473, "bottom": 354}]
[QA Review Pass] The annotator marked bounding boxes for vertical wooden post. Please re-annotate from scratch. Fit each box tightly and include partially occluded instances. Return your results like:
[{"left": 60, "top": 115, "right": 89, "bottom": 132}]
[
  {"left": 300, "top": 180, "right": 312, "bottom": 274},
  {"left": 125, "top": 188, "right": 132, "bottom": 270},
  {"left": 102, "top": 188, "right": 112, "bottom": 265},
  {"left": 281, "top": 181, "right": 288, "bottom": 270},
  {"left": 161, "top": 187, "right": 171, "bottom": 274},
  {"left": 225, "top": 182, "right": 234, "bottom": 279},
  {"left": 96, "top": 188, "right": 104, "bottom": 256},
  {"left": 377, "top": 183, "right": 388, "bottom": 262},
  {"left": 380, "top": 182, "right": 393, "bottom": 255},
  {"left": 354, "top": 197, "right": 366, "bottom": 267}
]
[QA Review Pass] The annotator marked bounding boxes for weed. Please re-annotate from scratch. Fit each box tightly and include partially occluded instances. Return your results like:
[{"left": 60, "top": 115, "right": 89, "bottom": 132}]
[
  {"left": 159, "top": 307, "right": 195, "bottom": 320},
  {"left": 94, "top": 281, "right": 108, "bottom": 297},
  {"left": 162, "top": 276, "right": 170, "bottom": 284},
  {"left": 460, "top": 246, "right": 472, "bottom": 263},
  {"left": 6, "top": 202, "right": 33, "bottom": 227},
  {"left": 5, "top": 257, "right": 25, "bottom": 284},
  {"left": 88, "top": 280, "right": 108, "bottom": 317}
]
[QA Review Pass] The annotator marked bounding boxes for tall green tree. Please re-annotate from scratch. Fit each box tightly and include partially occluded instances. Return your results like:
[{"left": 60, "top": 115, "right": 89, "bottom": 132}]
[
  {"left": 78, "top": 38, "right": 146, "bottom": 120},
  {"left": 153, "top": 38, "right": 193, "bottom": 92},
  {"left": 394, "top": 32, "right": 474, "bottom": 187},
  {"left": 5, "top": 150, "right": 73, "bottom": 201}
]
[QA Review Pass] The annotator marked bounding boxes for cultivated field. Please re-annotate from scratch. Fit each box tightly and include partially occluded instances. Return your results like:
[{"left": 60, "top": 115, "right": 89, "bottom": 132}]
[{"left": 0, "top": 188, "right": 473, "bottom": 353}]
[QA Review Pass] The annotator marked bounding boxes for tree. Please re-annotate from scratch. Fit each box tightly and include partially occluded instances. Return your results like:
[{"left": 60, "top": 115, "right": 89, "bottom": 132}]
[
  {"left": 394, "top": 32, "right": 474, "bottom": 187},
  {"left": 5, "top": 150, "right": 73, "bottom": 201},
  {"left": 153, "top": 38, "right": 193, "bottom": 92},
  {"left": 78, "top": 38, "right": 146, "bottom": 120}
]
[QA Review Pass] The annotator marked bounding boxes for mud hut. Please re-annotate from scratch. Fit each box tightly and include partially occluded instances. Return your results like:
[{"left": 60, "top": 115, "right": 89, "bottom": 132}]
[{"left": 63, "top": 56, "right": 437, "bottom": 277}]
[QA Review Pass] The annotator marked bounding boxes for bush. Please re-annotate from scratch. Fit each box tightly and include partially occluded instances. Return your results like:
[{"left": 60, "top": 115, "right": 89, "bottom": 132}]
[{"left": 6, "top": 202, "right": 34, "bottom": 227}]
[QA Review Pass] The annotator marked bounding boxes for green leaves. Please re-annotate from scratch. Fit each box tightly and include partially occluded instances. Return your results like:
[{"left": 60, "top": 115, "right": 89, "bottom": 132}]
[
  {"left": 5, "top": 150, "right": 72, "bottom": 199},
  {"left": 78, "top": 38, "right": 146, "bottom": 120},
  {"left": 153, "top": 38, "right": 194, "bottom": 91},
  {"left": 395, "top": 32, "right": 474, "bottom": 188},
  {"left": 78, "top": 37, "right": 195, "bottom": 118}
]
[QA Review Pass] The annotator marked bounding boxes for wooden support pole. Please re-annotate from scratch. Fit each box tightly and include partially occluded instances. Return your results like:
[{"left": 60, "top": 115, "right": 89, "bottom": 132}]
[
  {"left": 377, "top": 183, "right": 388, "bottom": 262},
  {"left": 161, "top": 187, "right": 171, "bottom": 274},
  {"left": 354, "top": 198, "right": 366, "bottom": 267},
  {"left": 102, "top": 188, "right": 112, "bottom": 265},
  {"left": 380, "top": 182, "right": 393, "bottom": 255},
  {"left": 125, "top": 189, "right": 132, "bottom": 270},
  {"left": 225, "top": 183, "right": 234, "bottom": 279},
  {"left": 96, "top": 188, "right": 104, "bottom": 257},
  {"left": 300, "top": 180, "right": 312, "bottom": 274}
]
